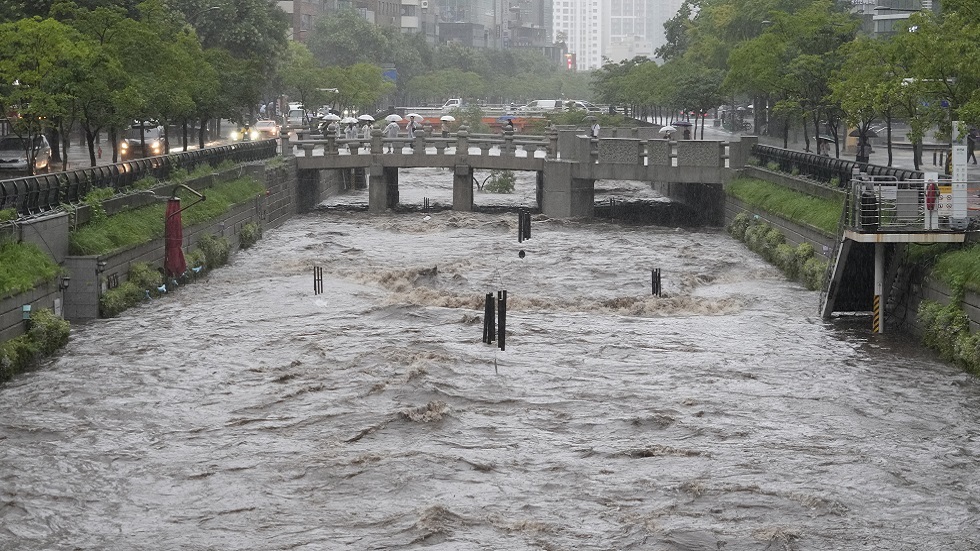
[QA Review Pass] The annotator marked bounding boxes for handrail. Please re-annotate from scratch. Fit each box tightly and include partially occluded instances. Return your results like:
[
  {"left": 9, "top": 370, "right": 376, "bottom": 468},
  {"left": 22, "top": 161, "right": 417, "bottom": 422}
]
[{"left": 0, "top": 140, "right": 276, "bottom": 218}]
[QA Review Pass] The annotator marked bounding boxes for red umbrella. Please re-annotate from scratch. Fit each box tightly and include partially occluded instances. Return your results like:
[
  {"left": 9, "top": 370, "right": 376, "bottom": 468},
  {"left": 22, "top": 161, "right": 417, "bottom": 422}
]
[{"left": 164, "top": 198, "right": 186, "bottom": 278}]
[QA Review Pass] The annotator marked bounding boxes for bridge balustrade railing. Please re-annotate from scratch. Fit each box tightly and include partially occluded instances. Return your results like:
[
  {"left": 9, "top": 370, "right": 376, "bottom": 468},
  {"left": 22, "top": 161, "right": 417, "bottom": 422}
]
[
  {"left": 292, "top": 130, "right": 550, "bottom": 159},
  {"left": 752, "top": 144, "right": 924, "bottom": 187},
  {"left": 0, "top": 140, "right": 277, "bottom": 218}
]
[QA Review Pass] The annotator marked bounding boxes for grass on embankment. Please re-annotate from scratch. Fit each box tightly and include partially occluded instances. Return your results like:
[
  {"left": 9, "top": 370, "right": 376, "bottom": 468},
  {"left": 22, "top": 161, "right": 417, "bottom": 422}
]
[
  {"left": 0, "top": 240, "right": 61, "bottom": 298},
  {"left": 726, "top": 177, "right": 843, "bottom": 235},
  {"left": 69, "top": 176, "right": 265, "bottom": 256},
  {"left": 921, "top": 243, "right": 980, "bottom": 295}
]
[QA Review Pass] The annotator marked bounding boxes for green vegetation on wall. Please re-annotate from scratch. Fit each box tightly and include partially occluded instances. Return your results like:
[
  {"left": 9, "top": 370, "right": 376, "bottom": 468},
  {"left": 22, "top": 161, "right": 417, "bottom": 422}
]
[
  {"left": 0, "top": 240, "right": 61, "bottom": 298},
  {"left": 0, "top": 308, "right": 70, "bottom": 383},
  {"left": 70, "top": 177, "right": 264, "bottom": 256},
  {"left": 728, "top": 212, "right": 827, "bottom": 290},
  {"left": 99, "top": 234, "right": 233, "bottom": 318},
  {"left": 727, "top": 177, "right": 843, "bottom": 235}
]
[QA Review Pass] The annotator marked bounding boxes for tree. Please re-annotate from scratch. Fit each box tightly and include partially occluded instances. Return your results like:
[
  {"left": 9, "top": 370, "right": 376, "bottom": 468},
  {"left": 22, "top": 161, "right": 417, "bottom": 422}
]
[
  {"left": 280, "top": 41, "right": 332, "bottom": 120},
  {"left": 0, "top": 17, "right": 81, "bottom": 174}
]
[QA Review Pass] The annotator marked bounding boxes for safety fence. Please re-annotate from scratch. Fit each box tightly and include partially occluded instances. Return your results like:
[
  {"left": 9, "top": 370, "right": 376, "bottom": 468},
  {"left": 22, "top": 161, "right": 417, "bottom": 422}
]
[
  {"left": 0, "top": 140, "right": 277, "bottom": 217},
  {"left": 846, "top": 176, "right": 971, "bottom": 232},
  {"left": 753, "top": 144, "right": 925, "bottom": 187}
]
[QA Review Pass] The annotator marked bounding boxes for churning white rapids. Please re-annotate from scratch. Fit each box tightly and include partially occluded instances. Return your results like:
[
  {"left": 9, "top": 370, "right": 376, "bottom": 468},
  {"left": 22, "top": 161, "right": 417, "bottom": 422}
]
[{"left": 1, "top": 168, "right": 979, "bottom": 550}]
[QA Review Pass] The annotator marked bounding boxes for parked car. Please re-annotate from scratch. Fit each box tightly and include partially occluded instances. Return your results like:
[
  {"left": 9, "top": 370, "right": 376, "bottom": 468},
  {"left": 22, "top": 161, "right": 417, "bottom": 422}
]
[
  {"left": 253, "top": 119, "right": 281, "bottom": 139},
  {"left": 119, "top": 122, "right": 166, "bottom": 161},
  {"left": 567, "top": 100, "right": 602, "bottom": 113},
  {"left": 0, "top": 134, "right": 52, "bottom": 175}
]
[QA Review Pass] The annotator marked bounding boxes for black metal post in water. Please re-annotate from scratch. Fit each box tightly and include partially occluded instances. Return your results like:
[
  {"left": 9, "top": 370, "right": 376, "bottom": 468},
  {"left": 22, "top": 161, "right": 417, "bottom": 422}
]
[
  {"left": 483, "top": 292, "right": 495, "bottom": 344},
  {"left": 517, "top": 210, "right": 524, "bottom": 243},
  {"left": 424, "top": 197, "right": 429, "bottom": 214},
  {"left": 497, "top": 290, "right": 507, "bottom": 351},
  {"left": 651, "top": 268, "right": 661, "bottom": 297},
  {"left": 522, "top": 210, "right": 531, "bottom": 240},
  {"left": 314, "top": 266, "right": 323, "bottom": 295}
]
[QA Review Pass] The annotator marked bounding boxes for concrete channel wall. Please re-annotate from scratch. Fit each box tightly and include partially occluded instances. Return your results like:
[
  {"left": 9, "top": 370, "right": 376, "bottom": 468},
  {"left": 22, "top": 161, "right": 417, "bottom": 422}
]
[{"left": 1, "top": 157, "right": 344, "bottom": 342}]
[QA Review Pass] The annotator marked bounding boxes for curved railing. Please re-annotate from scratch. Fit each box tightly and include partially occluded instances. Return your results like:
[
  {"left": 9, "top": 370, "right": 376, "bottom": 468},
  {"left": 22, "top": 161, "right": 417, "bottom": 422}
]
[
  {"left": 753, "top": 144, "right": 924, "bottom": 187},
  {"left": 0, "top": 140, "right": 277, "bottom": 217}
]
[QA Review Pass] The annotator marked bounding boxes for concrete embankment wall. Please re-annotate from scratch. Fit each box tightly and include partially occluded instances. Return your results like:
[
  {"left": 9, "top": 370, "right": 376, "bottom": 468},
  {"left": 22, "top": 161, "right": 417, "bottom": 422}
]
[
  {"left": 1, "top": 157, "right": 344, "bottom": 341},
  {"left": 723, "top": 168, "right": 980, "bottom": 336}
]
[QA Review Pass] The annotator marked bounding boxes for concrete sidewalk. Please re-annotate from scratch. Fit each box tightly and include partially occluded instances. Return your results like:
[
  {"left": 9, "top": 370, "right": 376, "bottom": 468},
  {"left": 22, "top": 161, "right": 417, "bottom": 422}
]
[{"left": 697, "top": 118, "right": 979, "bottom": 177}]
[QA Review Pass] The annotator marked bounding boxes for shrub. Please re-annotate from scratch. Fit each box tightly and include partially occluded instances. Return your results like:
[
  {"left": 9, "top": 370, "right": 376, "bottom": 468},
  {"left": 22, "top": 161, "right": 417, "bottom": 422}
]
[
  {"left": 84, "top": 187, "right": 116, "bottom": 225},
  {"left": 239, "top": 222, "right": 262, "bottom": 249},
  {"left": 168, "top": 167, "right": 190, "bottom": 183},
  {"left": 132, "top": 176, "right": 158, "bottom": 190},
  {"left": 0, "top": 308, "right": 70, "bottom": 383},
  {"left": 791, "top": 166, "right": 800, "bottom": 176},
  {"left": 766, "top": 161, "right": 780, "bottom": 172},
  {"left": 99, "top": 262, "right": 164, "bottom": 318},
  {"left": 830, "top": 176, "right": 841, "bottom": 187},
  {"left": 746, "top": 156, "right": 760, "bottom": 166},
  {"left": 484, "top": 170, "right": 516, "bottom": 194},
  {"left": 774, "top": 243, "right": 798, "bottom": 278},
  {"left": 0, "top": 208, "right": 15, "bottom": 223},
  {"left": 197, "top": 234, "right": 230, "bottom": 269},
  {"left": 728, "top": 212, "right": 752, "bottom": 240},
  {"left": 801, "top": 256, "right": 827, "bottom": 291}
]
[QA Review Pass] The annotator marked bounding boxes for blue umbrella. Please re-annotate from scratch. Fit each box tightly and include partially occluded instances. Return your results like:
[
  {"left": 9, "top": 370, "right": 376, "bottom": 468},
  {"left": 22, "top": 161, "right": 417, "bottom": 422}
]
[{"left": 497, "top": 115, "right": 517, "bottom": 122}]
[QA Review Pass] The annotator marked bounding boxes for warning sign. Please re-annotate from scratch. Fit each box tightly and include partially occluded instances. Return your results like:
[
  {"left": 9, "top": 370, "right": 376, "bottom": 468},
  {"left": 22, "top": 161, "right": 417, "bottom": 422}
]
[{"left": 938, "top": 185, "right": 954, "bottom": 215}]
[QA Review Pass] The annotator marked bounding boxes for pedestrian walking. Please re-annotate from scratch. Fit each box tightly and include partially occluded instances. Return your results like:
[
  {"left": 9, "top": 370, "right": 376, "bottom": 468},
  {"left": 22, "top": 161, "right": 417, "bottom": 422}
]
[
  {"left": 384, "top": 120, "right": 400, "bottom": 153},
  {"left": 361, "top": 121, "right": 372, "bottom": 140},
  {"left": 591, "top": 120, "right": 600, "bottom": 138}
]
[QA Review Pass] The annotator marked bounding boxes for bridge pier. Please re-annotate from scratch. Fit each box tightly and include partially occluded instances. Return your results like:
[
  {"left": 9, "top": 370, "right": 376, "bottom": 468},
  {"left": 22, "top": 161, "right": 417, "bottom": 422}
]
[
  {"left": 453, "top": 166, "right": 474, "bottom": 212},
  {"left": 541, "top": 160, "right": 594, "bottom": 218},
  {"left": 368, "top": 166, "right": 399, "bottom": 212}
]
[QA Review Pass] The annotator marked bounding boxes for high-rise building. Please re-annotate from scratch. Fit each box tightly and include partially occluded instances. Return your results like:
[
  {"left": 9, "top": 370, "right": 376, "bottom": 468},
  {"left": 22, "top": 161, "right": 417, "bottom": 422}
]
[{"left": 552, "top": 0, "right": 602, "bottom": 70}]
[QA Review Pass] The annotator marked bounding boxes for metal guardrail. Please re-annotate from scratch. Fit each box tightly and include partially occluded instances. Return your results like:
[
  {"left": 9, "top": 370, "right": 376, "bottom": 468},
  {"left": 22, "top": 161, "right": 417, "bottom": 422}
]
[
  {"left": 752, "top": 144, "right": 925, "bottom": 187},
  {"left": 847, "top": 176, "right": 970, "bottom": 232},
  {"left": 0, "top": 140, "right": 277, "bottom": 217}
]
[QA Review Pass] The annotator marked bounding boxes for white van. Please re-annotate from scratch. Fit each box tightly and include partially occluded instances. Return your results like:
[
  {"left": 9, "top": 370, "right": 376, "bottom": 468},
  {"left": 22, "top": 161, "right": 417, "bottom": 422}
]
[
  {"left": 516, "top": 100, "right": 563, "bottom": 113},
  {"left": 285, "top": 108, "right": 306, "bottom": 128}
]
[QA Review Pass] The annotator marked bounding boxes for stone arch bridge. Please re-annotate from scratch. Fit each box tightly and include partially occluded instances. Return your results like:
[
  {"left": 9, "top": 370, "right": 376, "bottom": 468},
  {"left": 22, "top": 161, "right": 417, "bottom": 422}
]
[{"left": 291, "top": 127, "right": 757, "bottom": 224}]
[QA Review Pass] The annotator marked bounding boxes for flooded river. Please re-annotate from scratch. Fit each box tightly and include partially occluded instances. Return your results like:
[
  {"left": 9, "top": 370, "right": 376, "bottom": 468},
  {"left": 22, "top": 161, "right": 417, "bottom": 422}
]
[{"left": 1, "top": 169, "right": 979, "bottom": 550}]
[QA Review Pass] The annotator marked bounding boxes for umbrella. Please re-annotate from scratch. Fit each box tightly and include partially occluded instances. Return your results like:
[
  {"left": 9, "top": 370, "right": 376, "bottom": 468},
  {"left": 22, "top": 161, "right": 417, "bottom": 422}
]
[
  {"left": 849, "top": 127, "right": 878, "bottom": 138},
  {"left": 497, "top": 115, "right": 517, "bottom": 122},
  {"left": 659, "top": 125, "right": 676, "bottom": 134},
  {"left": 440, "top": 115, "right": 456, "bottom": 122},
  {"left": 164, "top": 198, "right": 186, "bottom": 279},
  {"left": 406, "top": 113, "right": 422, "bottom": 120},
  {"left": 358, "top": 114, "right": 375, "bottom": 122},
  {"left": 340, "top": 117, "right": 358, "bottom": 124},
  {"left": 322, "top": 113, "right": 341, "bottom": 122},
  {"left": 385, "top": 114, "right": 403, "bottom": 122}
]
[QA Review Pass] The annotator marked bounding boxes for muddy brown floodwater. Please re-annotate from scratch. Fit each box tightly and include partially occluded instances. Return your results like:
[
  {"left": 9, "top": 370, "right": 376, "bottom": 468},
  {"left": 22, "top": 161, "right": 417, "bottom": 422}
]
[{"left": 2, "top": 169, "right": 979, "bottom": 550}]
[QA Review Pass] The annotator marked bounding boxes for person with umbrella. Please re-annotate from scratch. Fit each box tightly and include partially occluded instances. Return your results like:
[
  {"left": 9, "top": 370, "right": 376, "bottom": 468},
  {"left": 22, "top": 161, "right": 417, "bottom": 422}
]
[{"left": 383, "top": 114, "right": 401, "bottom": 153}]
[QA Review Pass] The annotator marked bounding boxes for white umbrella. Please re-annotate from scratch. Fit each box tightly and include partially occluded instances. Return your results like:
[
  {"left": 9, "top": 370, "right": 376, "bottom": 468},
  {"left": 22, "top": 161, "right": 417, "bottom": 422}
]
[
  {"left": 385, "top": 114, "right": 403, "bottom": 122},
  {"left": 440, "top": 115, "right": 456, "bottom": 122},
  {"left": 340, "top": 116, "right": 358, "bottom": 124},
  {"left": 406, "top": 113, "right": 422, "bottom": 120},
  {"left": 322, "top": 113, "right": 341, "bottom": 121},
  {"left": 659, "top": 125, "right": 676, "bottom": 134},
  {"left": 358, "top": 114, "right": 375, "bottom": 122}
]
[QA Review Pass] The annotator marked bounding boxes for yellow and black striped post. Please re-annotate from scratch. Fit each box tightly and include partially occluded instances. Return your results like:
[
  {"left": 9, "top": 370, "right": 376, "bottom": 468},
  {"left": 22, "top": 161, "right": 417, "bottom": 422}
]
[{"left": 872, "top": 294, "right": 881, "bottom": 333}]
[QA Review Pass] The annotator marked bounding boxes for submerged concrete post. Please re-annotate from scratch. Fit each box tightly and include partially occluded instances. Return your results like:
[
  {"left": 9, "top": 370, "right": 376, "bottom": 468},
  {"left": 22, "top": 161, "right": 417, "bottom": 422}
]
[
  {"left": 369, "top": 165, "right": 399, "bottom": 212},
  {"left": 541, "top": 160, "right": 593, "bottom": 218},
  {"left": 453, "top": 165, "right": 473, "bottom": 212}
]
